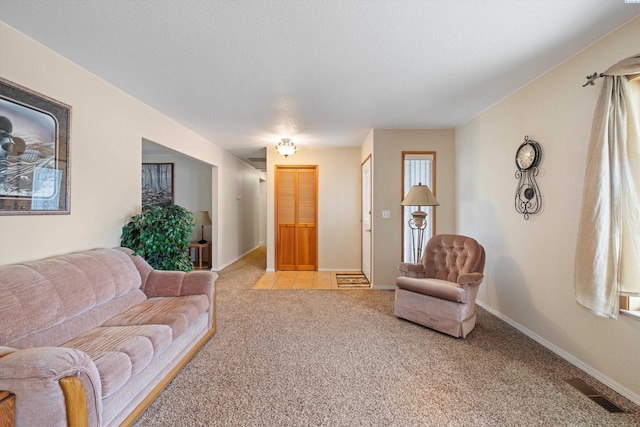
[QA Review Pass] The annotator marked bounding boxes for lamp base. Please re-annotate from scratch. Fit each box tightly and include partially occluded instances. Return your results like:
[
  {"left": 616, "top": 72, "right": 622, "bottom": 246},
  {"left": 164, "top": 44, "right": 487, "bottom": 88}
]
[
  {"left": 198, "top": 225, "right": 207, "bottom": 245},
  {"left": 408, "top": 215, "right": 428, "bottom": 263}
]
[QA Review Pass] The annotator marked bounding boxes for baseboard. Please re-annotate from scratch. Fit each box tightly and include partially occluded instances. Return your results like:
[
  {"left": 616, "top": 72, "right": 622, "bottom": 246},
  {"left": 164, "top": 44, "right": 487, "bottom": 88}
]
[
  {"left": 216, "top": 244, "right": 263, "bottom": 271},
  {"left": 318, "top": 267, "right": 362, "bottom": 272},
  {"left": 371, "top": 285, "right": 395, "bottom": 290},
  {"left": 476, "top": 300, "right": 640, "bottom": 406}
]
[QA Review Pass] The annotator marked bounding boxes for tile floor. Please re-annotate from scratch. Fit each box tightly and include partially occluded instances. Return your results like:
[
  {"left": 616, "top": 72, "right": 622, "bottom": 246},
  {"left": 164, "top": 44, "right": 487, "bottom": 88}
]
[{"left": 252, "top": 271, "right": 370, "bottom": 290}]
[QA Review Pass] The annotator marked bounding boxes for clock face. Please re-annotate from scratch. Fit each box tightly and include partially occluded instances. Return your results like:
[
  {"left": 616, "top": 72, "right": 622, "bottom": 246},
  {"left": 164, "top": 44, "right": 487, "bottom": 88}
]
[{"left": 516, "top": 143, "right": 536, "bottom": 170}]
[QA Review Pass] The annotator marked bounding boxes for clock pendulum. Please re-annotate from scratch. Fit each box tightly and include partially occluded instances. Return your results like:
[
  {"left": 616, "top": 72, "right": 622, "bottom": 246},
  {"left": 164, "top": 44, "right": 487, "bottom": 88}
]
[{"left": 514, "top": 136, "right": 542, "bottom": 220}]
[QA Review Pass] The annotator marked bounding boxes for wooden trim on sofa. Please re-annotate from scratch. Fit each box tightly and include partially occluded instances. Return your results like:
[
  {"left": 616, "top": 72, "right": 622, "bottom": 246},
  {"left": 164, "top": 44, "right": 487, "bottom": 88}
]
[
  {"left": 59, "top": 376, "right": 88, "bottom": 427},
  {"left": 119, "top": 325, "right": 217, "bottom": 427},
  {"left": 0, "top": 390, "right": 15, "bottom": 427}
]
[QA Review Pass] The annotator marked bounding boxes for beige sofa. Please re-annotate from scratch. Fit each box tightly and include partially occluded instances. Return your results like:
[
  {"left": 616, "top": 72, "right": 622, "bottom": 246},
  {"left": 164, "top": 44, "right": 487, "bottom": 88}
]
[{"left": 0, "top": 247, "right": 217, "bottom": 427}]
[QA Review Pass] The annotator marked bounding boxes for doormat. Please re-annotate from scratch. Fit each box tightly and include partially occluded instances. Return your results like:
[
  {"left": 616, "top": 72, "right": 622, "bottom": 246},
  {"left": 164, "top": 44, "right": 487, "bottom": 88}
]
[{"left": 336, "top": 274, "right": 370, "bottom": 288}]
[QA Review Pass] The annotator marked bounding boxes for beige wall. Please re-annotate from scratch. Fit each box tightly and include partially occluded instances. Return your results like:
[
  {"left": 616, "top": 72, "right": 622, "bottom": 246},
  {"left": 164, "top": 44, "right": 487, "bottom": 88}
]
[
  {"left": 0, "top": 22, "right": 262, "bottom": 269},
  {"left": 456, "top": 17, "right": 640, "bottom": 403},
  {"left": 369, "top": 129, "right": 456, "bottom": 288},
  {"left": 266, "top": 146, "right": 361, "bottom": 272},
  {"left": 361, "top": 130, "right": 374, "bottom": 164}
]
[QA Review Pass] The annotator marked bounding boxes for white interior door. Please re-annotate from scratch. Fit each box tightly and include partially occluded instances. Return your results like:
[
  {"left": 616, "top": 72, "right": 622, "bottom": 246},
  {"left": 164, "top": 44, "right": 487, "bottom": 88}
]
[{"left": 361, "top": 156, "right": 372, "bottom": 282}]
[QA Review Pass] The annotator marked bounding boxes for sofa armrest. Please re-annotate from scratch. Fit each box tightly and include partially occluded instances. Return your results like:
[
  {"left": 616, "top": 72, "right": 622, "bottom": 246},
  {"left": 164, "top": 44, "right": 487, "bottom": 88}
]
[
  {"left": 144, "top": 270, "right": 216, "bottom": 300},
  {"left": 0, "top": 347, "right": 102, "bottom": 427},
  {"left": 398, "top": 262, "right": 427, "bottom": 278},
  {"left": 457, "top": 272, "right": 484, "bottom": 287},
  {"left": 144, "top": 269, "right": 218, "bottom": 330},
  {"left": 181, "top": 270, "right": 218, "bottom": 299}
]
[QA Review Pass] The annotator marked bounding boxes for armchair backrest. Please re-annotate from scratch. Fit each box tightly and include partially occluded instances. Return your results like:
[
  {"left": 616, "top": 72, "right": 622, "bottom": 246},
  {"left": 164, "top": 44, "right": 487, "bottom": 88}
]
[{"left": 421, "top": 234, "right": 485, "bottom": 282}]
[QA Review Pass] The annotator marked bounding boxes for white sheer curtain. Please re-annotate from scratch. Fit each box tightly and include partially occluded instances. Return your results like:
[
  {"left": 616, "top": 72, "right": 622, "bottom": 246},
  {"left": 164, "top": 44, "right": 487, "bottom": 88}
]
[{"left": 575, "top": 54, "right": 640, "bottom": 318}]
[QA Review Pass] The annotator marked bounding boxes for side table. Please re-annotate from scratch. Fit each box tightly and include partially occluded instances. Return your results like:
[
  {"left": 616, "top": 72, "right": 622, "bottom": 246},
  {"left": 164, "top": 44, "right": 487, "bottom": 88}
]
[{"left": 189, "top": 242, "right": 212, "bottom": 269}]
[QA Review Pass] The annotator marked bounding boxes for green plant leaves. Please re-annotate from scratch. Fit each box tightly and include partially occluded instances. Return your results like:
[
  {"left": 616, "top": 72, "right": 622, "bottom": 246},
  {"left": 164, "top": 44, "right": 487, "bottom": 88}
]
[{"left": 121, "top": 204, "right": 195, "bottom": 272}]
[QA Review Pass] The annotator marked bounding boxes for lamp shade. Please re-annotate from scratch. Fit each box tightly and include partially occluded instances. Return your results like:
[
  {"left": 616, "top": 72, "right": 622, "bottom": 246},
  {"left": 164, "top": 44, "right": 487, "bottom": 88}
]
[
  {"left": 401, "top": 183, "right": 439, "bottom": 207},
  {"left": 193, "top": 211, "right": 212, "bottom": 226}
]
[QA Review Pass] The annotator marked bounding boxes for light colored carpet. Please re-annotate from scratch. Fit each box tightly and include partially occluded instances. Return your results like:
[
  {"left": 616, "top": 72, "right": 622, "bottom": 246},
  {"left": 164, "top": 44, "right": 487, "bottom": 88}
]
[{"left": 135, "top": 246, "right": 640, "bottom": 426}]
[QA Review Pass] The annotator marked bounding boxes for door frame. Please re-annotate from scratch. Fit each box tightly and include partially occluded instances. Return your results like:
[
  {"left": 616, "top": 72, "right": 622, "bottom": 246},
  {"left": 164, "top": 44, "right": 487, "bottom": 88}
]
[{"left": 361, "top": 155, "right": 372, "bottom": 282}]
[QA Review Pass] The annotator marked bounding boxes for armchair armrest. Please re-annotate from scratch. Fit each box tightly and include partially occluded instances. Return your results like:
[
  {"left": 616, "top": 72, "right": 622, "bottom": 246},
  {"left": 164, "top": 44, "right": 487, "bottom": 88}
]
[
  {"left": 398, "top": 262, "right": 427, "bottom": 278},
  {"left": 457, "top": 272, "right": 484, "bottom": 287},
  {"left": 0, "top": 346, "right": 102, "bottom": 427}
]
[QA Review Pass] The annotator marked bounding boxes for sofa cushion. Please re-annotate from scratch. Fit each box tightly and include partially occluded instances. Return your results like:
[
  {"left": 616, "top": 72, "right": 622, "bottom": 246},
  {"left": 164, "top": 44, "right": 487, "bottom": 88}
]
[
  {"left": 63, "top": 324, "right": 172, "bottom": 396},
  {"left": 0, "top": 346, "right": 16, "bottom": 358},
  {"left": 90, "top": 350, "right": 132, "bottom": 397},
  {"left": 102, "top": 295, "right": 209, "bottom": 338},
  {"left": 0, "top": 248, "right": 143, "bottom": 346},
  {"left": 8, "top": 290, "right": 147, "bottom": 350}
]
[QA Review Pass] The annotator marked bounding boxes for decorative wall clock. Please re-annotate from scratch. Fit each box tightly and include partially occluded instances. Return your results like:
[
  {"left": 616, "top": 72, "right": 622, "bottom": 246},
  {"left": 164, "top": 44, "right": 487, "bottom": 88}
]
[{"left": 514, "top": 136, "right": 542, "bottom": 220}]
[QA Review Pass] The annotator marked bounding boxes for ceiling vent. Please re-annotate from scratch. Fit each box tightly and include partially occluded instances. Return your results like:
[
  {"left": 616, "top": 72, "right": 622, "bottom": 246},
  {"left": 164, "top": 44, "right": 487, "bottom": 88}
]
[{"left": 247, "top": 157, "right": 266, "bottom": 171}]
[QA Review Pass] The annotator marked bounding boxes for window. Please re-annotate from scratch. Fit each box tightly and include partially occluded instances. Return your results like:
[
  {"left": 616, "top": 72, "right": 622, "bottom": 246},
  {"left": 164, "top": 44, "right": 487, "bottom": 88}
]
[
  {"left": 620, "top": 75, "right": 640, "bottom": 319},
  {"left": 575, "top": 66, "right": 640, "bottom": 319},
  {"left": 402, "top": 152, "right": 436, "bottom": 263}
]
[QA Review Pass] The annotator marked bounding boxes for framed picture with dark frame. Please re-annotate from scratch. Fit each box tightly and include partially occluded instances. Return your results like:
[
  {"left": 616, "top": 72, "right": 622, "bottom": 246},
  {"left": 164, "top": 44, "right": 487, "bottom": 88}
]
[
  {"left": 142, "top": 163, "right": 174, "bottom": 207},
  {"left": 0, "top": 77, "right": 71, "bottom": 215}
]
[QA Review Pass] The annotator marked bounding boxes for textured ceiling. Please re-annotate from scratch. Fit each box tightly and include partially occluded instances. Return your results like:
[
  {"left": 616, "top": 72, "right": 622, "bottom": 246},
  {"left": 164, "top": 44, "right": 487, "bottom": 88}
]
[{"left": 1, "top": 1, "right": 639, "bottom": 163}]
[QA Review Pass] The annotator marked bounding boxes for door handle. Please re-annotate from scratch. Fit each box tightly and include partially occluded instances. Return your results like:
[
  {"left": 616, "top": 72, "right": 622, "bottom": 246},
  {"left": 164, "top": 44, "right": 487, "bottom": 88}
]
[{"left": 365, "top": 229, "right": 371, "bottom": 232}]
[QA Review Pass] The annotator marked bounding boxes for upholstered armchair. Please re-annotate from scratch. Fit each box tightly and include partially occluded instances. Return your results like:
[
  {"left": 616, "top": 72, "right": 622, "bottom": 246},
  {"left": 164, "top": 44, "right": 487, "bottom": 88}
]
[{"left": 395, "top": 234, "right": 485, "bottom": 338}]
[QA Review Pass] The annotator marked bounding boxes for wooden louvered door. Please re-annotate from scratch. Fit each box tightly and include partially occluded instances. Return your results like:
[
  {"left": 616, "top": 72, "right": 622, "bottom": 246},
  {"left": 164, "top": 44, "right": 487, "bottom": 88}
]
[
  {"left": 276, "top": 166, "right": 318, "bottom": 271},
  {"left": 276, "top": 168, "right": 297, "bottom": 270}
]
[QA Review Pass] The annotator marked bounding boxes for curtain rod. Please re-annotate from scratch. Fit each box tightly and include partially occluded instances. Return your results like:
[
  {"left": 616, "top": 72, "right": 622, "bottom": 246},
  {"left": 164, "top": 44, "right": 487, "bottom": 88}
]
[
  {"left": 582, "top": 72, "right": 640, "bottom": 87},
  {"left": 582, "top": 72, "right": 603, "bottom": 87}
]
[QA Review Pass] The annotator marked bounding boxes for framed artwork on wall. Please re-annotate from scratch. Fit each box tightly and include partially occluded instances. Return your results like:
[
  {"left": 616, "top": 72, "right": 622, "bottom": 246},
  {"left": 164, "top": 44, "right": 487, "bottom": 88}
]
[
  {"left": 142, "top": 163, "right": 174, "bottom": 207},
  {"left": 0, "top": 77, "right": 71, "bottom": 215}
]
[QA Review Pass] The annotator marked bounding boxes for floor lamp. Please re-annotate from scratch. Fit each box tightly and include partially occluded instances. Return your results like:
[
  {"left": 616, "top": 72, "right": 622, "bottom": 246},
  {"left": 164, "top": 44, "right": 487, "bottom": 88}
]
[{"left": 401, "top": 183, "right": 439, "bottom": 263}]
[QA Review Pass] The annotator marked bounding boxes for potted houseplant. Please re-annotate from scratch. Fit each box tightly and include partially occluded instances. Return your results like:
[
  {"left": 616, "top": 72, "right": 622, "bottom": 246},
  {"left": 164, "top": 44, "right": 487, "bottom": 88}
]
[{"left": 121, "top": 204, "right": 194, "bottom": 271}]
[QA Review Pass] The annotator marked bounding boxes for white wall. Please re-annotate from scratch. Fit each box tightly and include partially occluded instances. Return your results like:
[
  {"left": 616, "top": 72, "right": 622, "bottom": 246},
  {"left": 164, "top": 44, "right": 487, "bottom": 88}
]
[
  {"left": 370, "top": 129, "right": 456, "bottom": 288},
  {"left": 266, "top": 145, "right": 361, "bottom": 272},
  {"left": 0, "top": 22, "right": 262, "bottom": 270},
  {"left": 456, "top": 17, "right": 640, "bottom": 403}
]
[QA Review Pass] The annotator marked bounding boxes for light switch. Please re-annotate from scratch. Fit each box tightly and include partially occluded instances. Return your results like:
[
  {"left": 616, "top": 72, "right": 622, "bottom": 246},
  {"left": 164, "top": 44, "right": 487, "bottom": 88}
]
[{"left": 382, "top": 210, "right": 391, "bottom": 219}]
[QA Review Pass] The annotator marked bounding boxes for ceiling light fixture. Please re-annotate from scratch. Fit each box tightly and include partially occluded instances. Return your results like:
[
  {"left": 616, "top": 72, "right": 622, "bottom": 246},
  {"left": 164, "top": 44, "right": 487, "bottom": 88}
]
[{"left": 276, "top": 138, "right": 296, "bottom": 157}]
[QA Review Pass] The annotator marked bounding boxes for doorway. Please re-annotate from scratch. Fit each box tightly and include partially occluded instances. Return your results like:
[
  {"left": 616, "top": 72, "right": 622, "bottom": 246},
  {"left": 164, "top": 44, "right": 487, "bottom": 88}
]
[
  {"left": 361, "top": 156, "right": 372, "bottom": 282},
  {"left": 275, "top": 165, "right": 318, "bottom": 271}
]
